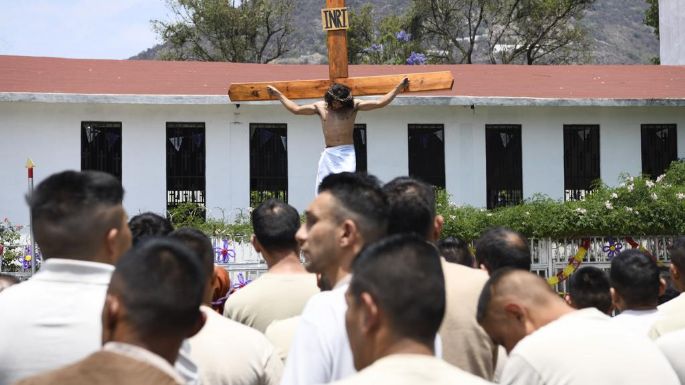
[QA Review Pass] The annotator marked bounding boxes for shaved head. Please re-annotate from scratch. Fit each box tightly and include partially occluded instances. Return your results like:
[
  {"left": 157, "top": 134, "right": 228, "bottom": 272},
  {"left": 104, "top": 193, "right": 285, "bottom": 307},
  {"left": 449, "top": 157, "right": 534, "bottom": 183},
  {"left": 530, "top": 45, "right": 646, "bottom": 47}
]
[{"left": 477, "top": 269, "right": 571, "bottom": 353}]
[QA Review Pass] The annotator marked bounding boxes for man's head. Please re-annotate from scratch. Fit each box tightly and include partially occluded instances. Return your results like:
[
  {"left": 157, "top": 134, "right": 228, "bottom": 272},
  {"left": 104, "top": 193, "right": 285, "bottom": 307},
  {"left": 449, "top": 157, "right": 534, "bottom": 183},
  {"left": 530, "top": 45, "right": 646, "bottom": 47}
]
[
  {"left": 168, "top": 228, "right": 215, "bottom": 303},
  {"left": 298, "top": 172, "right": 388, "bottom": 276},
  {"left": 345, "top": 234, "right": 445, "bottom": 370},
  {"left": 566, "top": 266, "right": 613, "bottom": 315},
  {"left": 477, "top": 269, "right": 571, "bottom": 354},
  {"left": 475, "top": 227, "right": 531, "bottom": 274},
  {"left": 128, "top": 212, "right": 174, "bottom": 246},
  {"left": 610, "top": 249, "right": 664, "bottom": 311},
  {"left": 438, "top": 237, "right": 475, "bottom": 267},
  {"left": 324, "top": 83, "right": 354, "bottom": 111},
  {"left": 101, "top": 238, "right": 206, "bottom": 360},
  {"left": 28, "top": 170, "right": 131, "bottom": 264},
  {"left": 668, "top": 236, "right": 685, "bottom": 292},
  {"left": 383, "top": 177, "right": 443, "bottom": 242},
  {"left": 251, "top": 199, "right": 300, "bottom": 257}
]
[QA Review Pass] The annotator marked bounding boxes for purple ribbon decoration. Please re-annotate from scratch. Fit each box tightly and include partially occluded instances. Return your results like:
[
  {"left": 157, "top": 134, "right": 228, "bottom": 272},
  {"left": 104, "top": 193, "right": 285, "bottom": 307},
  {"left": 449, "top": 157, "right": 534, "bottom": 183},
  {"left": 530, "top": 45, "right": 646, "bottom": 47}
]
[{"left": 214, "top": 239, "right": 236, "bottom": 263}]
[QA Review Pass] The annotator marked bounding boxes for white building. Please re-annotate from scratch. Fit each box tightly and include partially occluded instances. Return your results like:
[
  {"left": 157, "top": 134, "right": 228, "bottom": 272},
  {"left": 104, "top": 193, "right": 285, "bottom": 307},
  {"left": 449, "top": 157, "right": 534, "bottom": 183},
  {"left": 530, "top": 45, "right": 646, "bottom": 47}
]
[
  {"left": 1, "top": 56, "right": 684, "bottom": 227},
  {"left": 660, "top": 0, "right": 685, "bottom": 65}
]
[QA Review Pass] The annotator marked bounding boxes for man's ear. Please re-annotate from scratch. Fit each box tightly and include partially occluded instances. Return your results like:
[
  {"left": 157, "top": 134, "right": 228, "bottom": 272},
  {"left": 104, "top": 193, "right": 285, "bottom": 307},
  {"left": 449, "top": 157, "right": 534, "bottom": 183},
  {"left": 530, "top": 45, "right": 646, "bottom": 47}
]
[
  {"left": 610, "top": 287, "right": 622, "bottom": 311},
  {"left": 102, "top": 294, "right": 121, "bottom": 345},
  {"left": 187, "top": 311, "right": 208, "bottom": 339},
  {"left": 431, "top": 215, "right": 444, "bottom": 243},
  {"left": 670, "top": 264, "right": 680, "bottom": 283},
  {"left": 339, "top": 219, "right": 358, "bottom": 249},
  {"left": 251, "top": 234, "right": 262, "bottom": 254},
  {"left": 564, "top": 294, "right": 574, "bottom": 308},
  {"left": 105, "top": 228, "right": 121, "bottom": 263},
  {"left": 359, "top": 292, "right": 380, "bottom": 335},
  {"left": 659, "top": 277, "right": 667, "bottom": 297}
]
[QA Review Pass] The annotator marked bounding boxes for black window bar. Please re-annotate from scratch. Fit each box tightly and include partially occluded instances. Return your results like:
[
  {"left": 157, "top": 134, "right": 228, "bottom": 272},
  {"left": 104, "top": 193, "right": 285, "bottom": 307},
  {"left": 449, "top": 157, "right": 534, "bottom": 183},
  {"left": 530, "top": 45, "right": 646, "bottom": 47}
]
[
  {"left": 642, "top": 124, "right": 678, "bottom": 179},
  {"left": 166, "top": 122, "right": 206, "bottom": 211},
  {"left": 408, "top": 124, "right": 446, "bottom": 188},
  {"left": 81, "top": 121, "right": 122, "bottom": 180},
  {"left": 250, "top": 123, "right": 288, "bottom": 207},
  {"left": 354, "top": 124, "right": 368, "bottom": 173},
  {"left": 564, "top": 125, "right": 600, "bottom": 201},
  {"left": 486, "top": 124, "right": 523, "bottom": 209}
]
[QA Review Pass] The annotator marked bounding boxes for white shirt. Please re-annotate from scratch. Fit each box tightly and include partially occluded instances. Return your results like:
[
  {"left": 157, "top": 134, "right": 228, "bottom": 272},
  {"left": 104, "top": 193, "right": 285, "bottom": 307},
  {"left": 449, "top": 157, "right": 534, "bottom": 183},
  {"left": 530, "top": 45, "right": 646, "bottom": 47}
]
[
  {"left": 610, "top": 308, "right": 661, "bottom": 335},
  {"left": 501, "top": 308, "right": 679, "bottom": 385},
  {"left": 0, "top": 259, "right": 114, "bottom": 385},
  {"left": 329, "top": 354, "right": 493, "bottom": 385},
  {"left": 657, "top": 329, "right": 685, "bottom": 384}
]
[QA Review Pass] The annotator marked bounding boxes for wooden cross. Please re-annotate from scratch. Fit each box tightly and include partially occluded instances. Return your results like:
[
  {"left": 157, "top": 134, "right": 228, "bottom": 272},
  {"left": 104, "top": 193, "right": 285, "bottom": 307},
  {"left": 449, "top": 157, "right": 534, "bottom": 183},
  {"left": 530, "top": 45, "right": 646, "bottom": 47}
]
[{"left": 228, "top": 0, "right": 454, "bottom": 102}]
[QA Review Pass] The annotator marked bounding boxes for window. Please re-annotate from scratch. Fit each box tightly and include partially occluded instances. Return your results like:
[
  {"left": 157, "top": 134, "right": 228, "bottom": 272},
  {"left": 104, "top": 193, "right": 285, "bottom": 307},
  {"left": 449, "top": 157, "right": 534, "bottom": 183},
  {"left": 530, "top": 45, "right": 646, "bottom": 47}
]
[
  {"left": 408, "top": 124, "right": 446, "bottom": 188},
  {"left": 564, "top": 125, "right": 600, "bottom": 201},
  {"left": 486, "top": 125, "right": 523, "bottom": 209},
  {"left": 353, "top": 124, "right": 367, "bottom": 173},
  {"left": 81, "top": 122, "right": 122, "bottom": 180},
  {"left": 642, "top": 124, "right": 677, "bottom": 179},
  {"left": 250, "top": 123, "right": 288, "bottom": 207},
  {"left": 166, "top": 122, "right": 206, "bottom": 210}
]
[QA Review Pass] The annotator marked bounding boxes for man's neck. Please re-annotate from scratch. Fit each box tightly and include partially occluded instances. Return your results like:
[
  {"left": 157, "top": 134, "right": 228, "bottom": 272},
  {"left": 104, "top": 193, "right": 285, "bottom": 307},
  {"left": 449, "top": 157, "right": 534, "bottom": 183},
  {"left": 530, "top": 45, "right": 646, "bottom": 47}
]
[
  {"left": 374, "top": 337, "right": 434, "bottom": 363},
  {"left": 109, "top": 331, "right": 182, "bottom": 365},
  {"left": 264, "top": 250, "right": 307, "bottom": 274}
]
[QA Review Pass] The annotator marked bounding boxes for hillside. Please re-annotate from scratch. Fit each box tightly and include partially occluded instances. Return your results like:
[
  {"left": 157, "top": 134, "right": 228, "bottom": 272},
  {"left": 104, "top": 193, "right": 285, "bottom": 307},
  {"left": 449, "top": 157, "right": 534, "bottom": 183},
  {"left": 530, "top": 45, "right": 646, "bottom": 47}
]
[{"left": 132, "top": 0, "right": 659, "bottom": 64}]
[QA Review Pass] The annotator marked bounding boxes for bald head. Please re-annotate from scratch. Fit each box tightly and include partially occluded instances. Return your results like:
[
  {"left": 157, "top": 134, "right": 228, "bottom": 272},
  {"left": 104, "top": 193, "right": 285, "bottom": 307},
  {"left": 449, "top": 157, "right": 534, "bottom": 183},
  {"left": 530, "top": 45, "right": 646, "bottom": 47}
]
[{"left": 477, "top": 269, "right": 572, "bottom": 353}]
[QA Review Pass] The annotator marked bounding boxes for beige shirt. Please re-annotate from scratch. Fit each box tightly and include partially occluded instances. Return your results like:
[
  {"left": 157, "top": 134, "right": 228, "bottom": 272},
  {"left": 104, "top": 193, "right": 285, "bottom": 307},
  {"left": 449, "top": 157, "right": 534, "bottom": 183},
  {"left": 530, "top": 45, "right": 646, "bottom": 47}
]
[
  {"left": 439, "top": 260, "right": 497, "bottom": 380},
  {"left": 189, "top": 306, "right": 283, "bottom": 385},
  {"left": 649, "top": 293, "right": 685, "bottom": 339},
  {"left": 264, "top": 316, "right": 300, "bottom": 362},
  {"left": 329, "top": 354, "right": 493, "bottom": 385},
  {"left": 223, "top": 272, "right": 319, "bottom": 333}
]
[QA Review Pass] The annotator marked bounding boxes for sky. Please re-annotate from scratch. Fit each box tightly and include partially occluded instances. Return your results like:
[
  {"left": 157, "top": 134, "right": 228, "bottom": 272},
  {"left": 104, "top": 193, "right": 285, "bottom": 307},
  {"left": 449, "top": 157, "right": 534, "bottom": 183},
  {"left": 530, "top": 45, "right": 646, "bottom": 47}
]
[{"left": 0, "top": 0, "right": 173, "bottom": 60}]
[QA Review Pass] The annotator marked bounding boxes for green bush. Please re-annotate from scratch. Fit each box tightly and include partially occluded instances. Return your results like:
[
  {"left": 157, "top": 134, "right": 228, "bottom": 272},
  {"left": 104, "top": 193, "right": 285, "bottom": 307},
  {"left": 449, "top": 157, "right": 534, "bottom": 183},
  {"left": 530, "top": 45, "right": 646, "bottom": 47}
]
[{"left": 167, "top": 203, "right": 252, "bottom": 238}]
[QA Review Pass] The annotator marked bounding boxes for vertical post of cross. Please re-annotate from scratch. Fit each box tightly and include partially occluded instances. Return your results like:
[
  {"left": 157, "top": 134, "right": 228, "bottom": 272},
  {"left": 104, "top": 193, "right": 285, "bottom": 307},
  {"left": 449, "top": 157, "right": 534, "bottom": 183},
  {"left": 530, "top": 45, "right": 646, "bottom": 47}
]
[{"left": 326, "top": 0, "right": 348, "bottom": 80}]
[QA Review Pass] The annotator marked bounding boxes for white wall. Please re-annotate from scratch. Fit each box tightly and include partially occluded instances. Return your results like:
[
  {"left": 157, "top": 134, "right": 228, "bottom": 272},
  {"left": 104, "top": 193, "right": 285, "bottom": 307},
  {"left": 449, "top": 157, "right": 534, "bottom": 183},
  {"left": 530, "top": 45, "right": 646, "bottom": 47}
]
[
  {"left": 1, "top": 101, "right": 683, "bottom": 230},
  {"left": 660, "top": 0, "right": 685, "bottom": 65}
]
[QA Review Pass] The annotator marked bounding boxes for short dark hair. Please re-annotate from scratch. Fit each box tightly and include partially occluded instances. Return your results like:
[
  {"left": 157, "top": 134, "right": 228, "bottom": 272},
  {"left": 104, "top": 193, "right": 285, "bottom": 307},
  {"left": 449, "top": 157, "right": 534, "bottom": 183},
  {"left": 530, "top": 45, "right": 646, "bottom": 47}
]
[
  {"left": 568, "top": 266, "right": 612, "bottom": 314},
  {"left": 383, "top": 177, "right": 435, "bottom": 239},
  {"left": 475, "top": 227, "right": 531, "bottom": 273},
  {"left": 129, "top": 212, "right": 174, "bottom": 246},
  {"left": 28, "top": 170, "right": 125, "bottom": 260},
  {"left": 110, "top": 238, "right": 206, "bottom": 337},
  {"left": 350, "top": 234, "right": 445, "bottom": 346},
  {"left": 438, "top": 237, "right": 475, "bottom": 267},
  {"left": 251, "top": 199, "right": 300, "bottom": 251},
  {"left": 324, "top": 83, "right": 354, "bottom": 110},
  {"left": 168, "top": 228, "right": 214, "bottom": 278},
  {"left": 318, "top": 172, "right": 389, "bottom": 243},
  {"left": 669, "top": 236, "right": 685, "bottom": 271},
  {"left": 610, "top": 249, "right": 660, "bottom": 308}
]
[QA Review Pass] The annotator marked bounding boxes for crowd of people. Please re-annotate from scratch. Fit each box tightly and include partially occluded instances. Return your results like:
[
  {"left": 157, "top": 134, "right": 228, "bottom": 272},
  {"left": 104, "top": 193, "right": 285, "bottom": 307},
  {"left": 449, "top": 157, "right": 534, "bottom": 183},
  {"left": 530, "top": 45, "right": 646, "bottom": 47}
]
[{"left": 0, "top": 169, "right": 684, "bottom": 385}]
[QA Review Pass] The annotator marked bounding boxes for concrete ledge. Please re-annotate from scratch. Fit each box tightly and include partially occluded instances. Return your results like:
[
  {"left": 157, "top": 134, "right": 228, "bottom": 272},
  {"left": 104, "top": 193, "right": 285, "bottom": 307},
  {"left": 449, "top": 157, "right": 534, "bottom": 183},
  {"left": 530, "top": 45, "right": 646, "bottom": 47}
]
[{"left": 1, "top": 92, "right": 685, "bottom": 107}]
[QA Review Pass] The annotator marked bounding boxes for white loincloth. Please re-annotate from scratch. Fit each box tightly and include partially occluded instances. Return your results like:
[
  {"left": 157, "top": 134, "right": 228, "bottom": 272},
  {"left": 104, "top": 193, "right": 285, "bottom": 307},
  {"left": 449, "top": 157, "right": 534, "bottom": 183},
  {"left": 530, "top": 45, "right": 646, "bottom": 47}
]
[{"left": 315, "top": 144, "right": 356, "bottom": 194}]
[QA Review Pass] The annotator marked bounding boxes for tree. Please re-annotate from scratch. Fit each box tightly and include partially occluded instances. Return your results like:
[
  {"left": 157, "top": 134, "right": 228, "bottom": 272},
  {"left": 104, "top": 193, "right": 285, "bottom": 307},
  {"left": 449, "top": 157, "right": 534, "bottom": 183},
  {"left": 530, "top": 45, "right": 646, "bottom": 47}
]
[
  {"left": 154, "top": 0, "right": 294, "bottom": 63},
  {"left": 644, "top": 0, "right": 659, "bottom": 39}
]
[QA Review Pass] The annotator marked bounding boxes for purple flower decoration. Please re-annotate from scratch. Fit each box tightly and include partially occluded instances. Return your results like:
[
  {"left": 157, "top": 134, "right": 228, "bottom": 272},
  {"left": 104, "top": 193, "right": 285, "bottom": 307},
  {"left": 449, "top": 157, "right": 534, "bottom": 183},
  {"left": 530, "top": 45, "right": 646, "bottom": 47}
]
[
  {"left": 602, "top": 238, "right": 623, "bottom": 259},
  {"left": 214, "top": 239, "right": 236, "bottom": 263},
  {"left": 22, "top": 245, "right": 41, "bottom": 270},
  {"left": 406, "top": 52, "right": 427, "bottom": 65},
  {"left": 364, "top": 43, "right": 384, "bottom": 53},
  {"left": 233, "top": 273, "right": 252, "bottom": 289},
  {"left": 396, "top": 30, "right": 412, "bottom": 42}
]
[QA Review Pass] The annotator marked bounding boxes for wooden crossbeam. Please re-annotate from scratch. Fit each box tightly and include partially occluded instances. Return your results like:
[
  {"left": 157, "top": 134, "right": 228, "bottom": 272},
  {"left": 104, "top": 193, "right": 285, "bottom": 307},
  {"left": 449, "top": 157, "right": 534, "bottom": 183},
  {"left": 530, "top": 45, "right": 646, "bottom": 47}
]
[{"left": 229, "top": 71, "right": 454, "bottom": 101}]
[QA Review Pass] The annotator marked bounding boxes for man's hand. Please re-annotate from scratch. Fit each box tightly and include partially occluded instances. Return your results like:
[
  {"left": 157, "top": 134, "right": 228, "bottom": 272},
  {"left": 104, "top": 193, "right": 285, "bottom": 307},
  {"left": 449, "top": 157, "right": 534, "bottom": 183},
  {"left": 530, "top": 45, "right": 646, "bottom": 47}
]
[{"left": 267, "top": 85, "right": 280, "bottom": 97}]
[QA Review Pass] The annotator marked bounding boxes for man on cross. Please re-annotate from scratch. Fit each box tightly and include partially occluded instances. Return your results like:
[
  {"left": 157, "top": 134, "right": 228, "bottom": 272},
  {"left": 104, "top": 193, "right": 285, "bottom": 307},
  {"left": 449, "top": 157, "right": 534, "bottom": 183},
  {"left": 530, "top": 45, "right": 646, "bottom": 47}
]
[{"left": 267, "top": 77, "right": 409, "bottom": 193}]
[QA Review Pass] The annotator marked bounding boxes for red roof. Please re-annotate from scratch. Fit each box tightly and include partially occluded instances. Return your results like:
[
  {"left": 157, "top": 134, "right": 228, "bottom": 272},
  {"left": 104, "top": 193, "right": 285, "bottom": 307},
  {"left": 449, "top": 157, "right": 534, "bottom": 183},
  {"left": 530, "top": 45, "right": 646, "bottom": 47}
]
[{"left": 0, "top": 55, "right": 684, "bottom": 100}]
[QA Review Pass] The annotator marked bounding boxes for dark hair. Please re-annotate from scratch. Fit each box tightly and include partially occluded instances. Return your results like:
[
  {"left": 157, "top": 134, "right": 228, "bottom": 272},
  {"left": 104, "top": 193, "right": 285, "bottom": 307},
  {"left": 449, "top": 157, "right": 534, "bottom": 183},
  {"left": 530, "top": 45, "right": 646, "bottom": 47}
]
[
  {"left": 383, "top": 177, "right": 435, "bottom": 239},
  {"left": 324, "top": 83, "right": 354, "bottom": 110},
  {"left": 251, "top": 199, "right": 300, "bottom": 251},
  {"left": 438, "top": 237, "right": 475, "bottom": 267},
  {"left": 610, "top": 249, "right": 660, "bottom": 308},
  {"left": 168, "top": 228, "right": 214, "bottom": 278},
  {"left": 318, "top": 172, "right": 389, "bottom": 243},
  {"left": 27, "top": 170, "right": 125, "bottom": 260},
  {"left": 568, "top": 266, "right": 612, "bottom": 314},
  {"left": 129, "top": 212, "right": 174, "bottom": 246},
  {"left": 350, "top": 234, "right": 445, "bottom": 345},
  {"left": 110, "top": 238, "right": 206, "bottom": 337},
  {"left": 475, "top": 227, "right": 531, "bottom": 273},
  {"left": 669, "top": 236, "right": 685, "bottom": 271}
]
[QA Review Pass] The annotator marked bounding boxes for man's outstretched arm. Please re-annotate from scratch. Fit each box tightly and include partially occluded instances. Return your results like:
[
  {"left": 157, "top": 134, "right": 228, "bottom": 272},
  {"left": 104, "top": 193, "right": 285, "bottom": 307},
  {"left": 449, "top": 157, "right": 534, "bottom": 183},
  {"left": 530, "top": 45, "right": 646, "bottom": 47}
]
[
  {"left": 356, "top": 77, "right": 409, "bottom": 111},
  {"left": 267, "top": 86, "right": 318, "bottom": 115}
]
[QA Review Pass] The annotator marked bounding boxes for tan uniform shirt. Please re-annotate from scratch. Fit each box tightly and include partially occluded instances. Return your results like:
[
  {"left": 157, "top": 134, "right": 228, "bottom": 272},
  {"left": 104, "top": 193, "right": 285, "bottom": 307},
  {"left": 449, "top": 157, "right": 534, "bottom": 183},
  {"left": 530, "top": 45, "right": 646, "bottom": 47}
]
[
  {"left": 189, "top": 306, "right": 283, "bottom": 385},
  {"left": 649, "top": 293, "right": 685, "bottom": 339},
  {"left": 223, "top": 272, "right": 319, "bottom": 333},
  {"left": 439, "top": 260, "right": 497, "bottom": 380},
  {"left": 264, "top": 316, "right": 300, "bottom": 362},
  {"left": 329, "top": 354, "right": 493, "bottom": 385}
]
